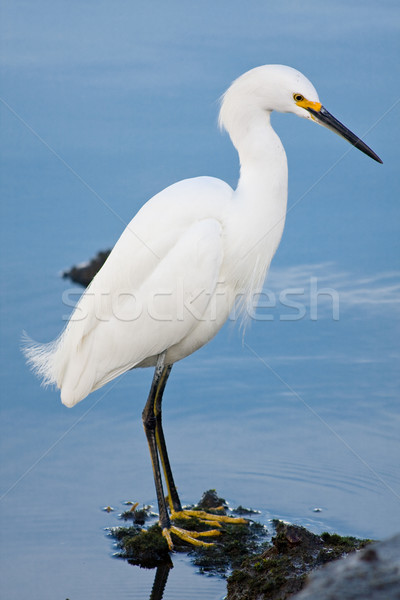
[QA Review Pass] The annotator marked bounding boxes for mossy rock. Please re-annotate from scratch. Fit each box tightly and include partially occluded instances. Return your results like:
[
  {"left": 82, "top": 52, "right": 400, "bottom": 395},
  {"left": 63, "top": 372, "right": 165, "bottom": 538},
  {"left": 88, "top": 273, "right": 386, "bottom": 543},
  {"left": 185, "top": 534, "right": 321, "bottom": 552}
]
[
  {"left": 109, "top": 490, "right": 267, "bottom": 573},
  {"left": 226, "top": 520, "right": 373, "bottom": 600},
  {"left": 107, "top": 491, "right": 373, "bottom": 595},
  {"left": 193, "top": 489, "right": 228, "bottom": 511},
  {"left": 119, "top": 507, "right": 149, "bottom": 525},
  {"left": 111, "top": 524, "right": 171, "bottom": 568},
  {"left": 191, "top": 521, "right": 269, "bottom": 576}
]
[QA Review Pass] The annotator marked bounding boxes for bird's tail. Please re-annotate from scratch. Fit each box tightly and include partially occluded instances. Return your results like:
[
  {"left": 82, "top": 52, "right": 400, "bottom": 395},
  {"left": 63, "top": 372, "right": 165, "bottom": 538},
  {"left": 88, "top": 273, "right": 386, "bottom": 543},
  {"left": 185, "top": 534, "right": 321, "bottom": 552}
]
[
  {"left": 22, "top": 325, "right": 107, "bottom": 408},
  {"left": 22, "top": 330, "right": 61, "bottom": 389}
]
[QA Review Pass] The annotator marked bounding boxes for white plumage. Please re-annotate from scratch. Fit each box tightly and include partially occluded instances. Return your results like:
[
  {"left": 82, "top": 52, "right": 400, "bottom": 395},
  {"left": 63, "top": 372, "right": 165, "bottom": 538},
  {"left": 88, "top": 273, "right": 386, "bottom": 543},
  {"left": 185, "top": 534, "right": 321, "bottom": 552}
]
[{"left": 24, "top": 64, "right": 381, "bottom": 408}]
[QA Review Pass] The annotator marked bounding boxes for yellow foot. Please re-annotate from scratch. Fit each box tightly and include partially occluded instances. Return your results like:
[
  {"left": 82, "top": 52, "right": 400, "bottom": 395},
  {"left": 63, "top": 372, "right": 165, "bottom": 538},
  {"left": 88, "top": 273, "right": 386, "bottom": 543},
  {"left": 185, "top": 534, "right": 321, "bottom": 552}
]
[
  {"left": 162, "top": 525, "right": 221, "bottom": 550},
  {"left": 161, "top": 508, "right": 248, "bottom": 551},
  {"left": 172, "top": 509, "right": 248, "bottom": 526}
]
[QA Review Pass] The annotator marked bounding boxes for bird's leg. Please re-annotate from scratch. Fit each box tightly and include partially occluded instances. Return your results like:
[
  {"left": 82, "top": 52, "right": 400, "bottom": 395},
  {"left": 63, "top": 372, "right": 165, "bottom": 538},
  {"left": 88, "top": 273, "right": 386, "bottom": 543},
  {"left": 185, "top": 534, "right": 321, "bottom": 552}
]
[
  {"left": 152, "top": 355, "right": 248, "bottom": 534},
  {"left": 153, "top": 362, "right": 183, "bottom": 513},
  {"left": 142, "top": 353, "right": 171, "bottom": 539},
  {"left": 143, "top": 353, "right": 220, "bottom": 549}
]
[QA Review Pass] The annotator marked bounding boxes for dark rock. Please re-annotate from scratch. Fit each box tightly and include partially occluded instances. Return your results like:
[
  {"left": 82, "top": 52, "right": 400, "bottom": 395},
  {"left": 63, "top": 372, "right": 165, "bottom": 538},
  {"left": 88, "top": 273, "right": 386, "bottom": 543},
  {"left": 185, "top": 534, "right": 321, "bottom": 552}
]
[
  {"left": 292, "top": 533, "right": 400, "bottom": 600},
  {"left": 226, "top": 521, "right": 371, "bottom": 600},
  {"left": 111, "top": 524, "right": 171, "bottom": 568},
  {"left": 195, "top": 489, "right": 228, "bottom": 511},
  {"left": 120, "top": 504, "right": 151, "bottom": 525},
  {"left": 62, "top": 249, "right": 111, "bottom": 287},
  {"left": 233, "top": 505, "right": 261, "bottom": 516},
  {"left": 108, "top": 492, "right": 382, "bottom": 597},
  {"left": 191, "top": 520, "right": 268, "bottom": 577}
]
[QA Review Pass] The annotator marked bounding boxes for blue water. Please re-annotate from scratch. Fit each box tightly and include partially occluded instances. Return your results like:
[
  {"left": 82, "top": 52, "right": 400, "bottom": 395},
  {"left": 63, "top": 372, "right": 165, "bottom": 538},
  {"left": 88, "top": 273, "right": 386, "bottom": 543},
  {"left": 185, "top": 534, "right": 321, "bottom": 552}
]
[{"left": 1, "top": 1, "right": 399, "bottom": 598}]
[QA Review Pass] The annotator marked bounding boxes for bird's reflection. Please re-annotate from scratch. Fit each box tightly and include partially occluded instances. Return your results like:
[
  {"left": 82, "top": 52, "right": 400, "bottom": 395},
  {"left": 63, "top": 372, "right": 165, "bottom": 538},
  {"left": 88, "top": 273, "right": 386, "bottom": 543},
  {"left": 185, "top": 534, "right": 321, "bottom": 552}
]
[
  {"left": 148, "top": 563, "right": 172, "bottom": 600},
  {"left": 124, "top": 561, "right": 172, "bottom": 600}
]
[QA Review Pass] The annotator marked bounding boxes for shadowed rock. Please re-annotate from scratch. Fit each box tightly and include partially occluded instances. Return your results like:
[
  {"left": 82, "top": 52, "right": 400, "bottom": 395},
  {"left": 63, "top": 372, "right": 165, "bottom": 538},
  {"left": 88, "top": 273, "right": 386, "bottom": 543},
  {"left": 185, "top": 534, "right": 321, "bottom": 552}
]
[
  {"left": 292, "top": 533, "right": 400, "bottom": 600},
  {"left": 62, "top": 249, "right": 111, "bottom": 287},
  {"left": 226, "top": 522, "right": 372, "bottom": 600}
]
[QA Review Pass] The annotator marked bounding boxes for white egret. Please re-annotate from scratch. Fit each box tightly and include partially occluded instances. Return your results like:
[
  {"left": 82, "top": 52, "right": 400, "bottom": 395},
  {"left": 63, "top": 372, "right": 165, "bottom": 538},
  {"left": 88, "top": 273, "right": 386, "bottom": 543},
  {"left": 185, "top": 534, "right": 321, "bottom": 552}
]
[{"left": 24, "top": 65, "right": 382, "bottom": 550}]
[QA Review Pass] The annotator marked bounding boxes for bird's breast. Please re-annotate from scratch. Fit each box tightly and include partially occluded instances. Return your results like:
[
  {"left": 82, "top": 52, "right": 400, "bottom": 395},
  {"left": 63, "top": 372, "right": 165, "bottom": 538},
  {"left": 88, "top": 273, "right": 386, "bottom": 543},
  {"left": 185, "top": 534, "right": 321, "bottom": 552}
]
[{"left": 223, "top": 183, "right": 287, "bottom": 295}]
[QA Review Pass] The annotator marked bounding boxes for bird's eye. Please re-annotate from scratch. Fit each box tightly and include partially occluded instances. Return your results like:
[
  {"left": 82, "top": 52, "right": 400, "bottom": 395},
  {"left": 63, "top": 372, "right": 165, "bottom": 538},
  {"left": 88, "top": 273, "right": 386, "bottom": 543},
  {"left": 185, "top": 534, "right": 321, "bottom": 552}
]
[{"left": 293, "top": 93, "right": 304, "bottom": 102}]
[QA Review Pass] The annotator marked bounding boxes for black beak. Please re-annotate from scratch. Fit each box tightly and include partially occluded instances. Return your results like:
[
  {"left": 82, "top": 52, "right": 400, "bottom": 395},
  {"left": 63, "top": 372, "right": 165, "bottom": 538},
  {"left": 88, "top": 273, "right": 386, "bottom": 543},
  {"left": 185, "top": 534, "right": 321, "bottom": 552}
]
[{"left": 307, "top": 106, "right": 383, "bottom": 164}]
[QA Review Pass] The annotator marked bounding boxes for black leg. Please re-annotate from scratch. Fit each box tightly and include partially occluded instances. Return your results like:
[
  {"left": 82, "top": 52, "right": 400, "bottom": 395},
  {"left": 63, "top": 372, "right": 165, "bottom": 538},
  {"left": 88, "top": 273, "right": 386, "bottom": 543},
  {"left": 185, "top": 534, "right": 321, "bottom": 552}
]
[
  {"left": 142, "top": 352, "right": 171, "bottom": 530},
  {"left": 142, "top": 353, "right": 230, "bottom": 549},
  {"left": 153, "top": 363, "right": 183, "bottom": 513}
]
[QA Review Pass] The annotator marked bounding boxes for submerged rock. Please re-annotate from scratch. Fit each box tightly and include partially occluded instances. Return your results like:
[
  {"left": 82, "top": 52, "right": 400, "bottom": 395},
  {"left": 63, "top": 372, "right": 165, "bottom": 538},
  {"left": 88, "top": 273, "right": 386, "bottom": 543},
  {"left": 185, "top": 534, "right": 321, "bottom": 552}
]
[
  {"left": 109, "top": 490, "right": 267, "bottom": 573},
  {"left": 62, "top": 249, "right": 111, "bottom": 287},
  {"left": 112, "top": 523, "right": 171, "bottom": 569},
  {"left": 190, "top": 520, "right": 268, "bottom": 577},
  {"left": 108, "top": 490, "right": 378, "bottom": 598}
]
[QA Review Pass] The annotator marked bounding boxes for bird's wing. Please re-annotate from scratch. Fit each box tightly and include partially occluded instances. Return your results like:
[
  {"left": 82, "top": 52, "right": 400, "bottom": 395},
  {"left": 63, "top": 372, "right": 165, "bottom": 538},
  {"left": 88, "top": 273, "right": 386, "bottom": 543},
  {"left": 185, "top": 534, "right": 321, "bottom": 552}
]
[{"left": 54, "top": 177, "right": 232, "bottom": 406}]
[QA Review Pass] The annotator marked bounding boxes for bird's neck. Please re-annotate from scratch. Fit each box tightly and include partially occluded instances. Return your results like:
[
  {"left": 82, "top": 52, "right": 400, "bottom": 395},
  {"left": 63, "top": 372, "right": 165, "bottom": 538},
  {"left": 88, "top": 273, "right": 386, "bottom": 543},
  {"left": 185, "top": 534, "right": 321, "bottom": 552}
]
[
  {"left": 216, "top": 110, "right": 289, "bottom": 309},
  {"left": 234, "top": 111, "right": 288, "bottom": 202},
  {"left": 225, "top": 111, "right": 288, "bottom": 292},
  {"left": 230, "top": 111, "right": 288, "bottom": 242}
]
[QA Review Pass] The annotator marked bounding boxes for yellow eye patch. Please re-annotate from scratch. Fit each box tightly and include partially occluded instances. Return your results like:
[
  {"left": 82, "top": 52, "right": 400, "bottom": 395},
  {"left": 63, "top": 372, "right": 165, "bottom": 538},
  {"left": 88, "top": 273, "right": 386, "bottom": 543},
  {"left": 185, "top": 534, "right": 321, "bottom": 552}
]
[{"left": 293, "top": 93, "right": 322, "bottom": 112}]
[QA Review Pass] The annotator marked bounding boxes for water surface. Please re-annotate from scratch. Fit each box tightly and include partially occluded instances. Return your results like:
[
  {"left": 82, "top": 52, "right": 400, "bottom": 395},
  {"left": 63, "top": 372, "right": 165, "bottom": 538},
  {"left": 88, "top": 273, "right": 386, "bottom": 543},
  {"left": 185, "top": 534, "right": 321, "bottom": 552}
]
[{"left": 1, "top": 1, "right": 399, "bottom": 598}]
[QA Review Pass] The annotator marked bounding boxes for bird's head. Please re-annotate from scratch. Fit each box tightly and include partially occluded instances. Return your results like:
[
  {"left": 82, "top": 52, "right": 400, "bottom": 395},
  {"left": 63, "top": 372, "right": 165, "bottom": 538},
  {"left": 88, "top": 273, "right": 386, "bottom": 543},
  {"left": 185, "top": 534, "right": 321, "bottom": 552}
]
[{"left": 219, "top": 64, "right": 382, "bottom": 163}]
